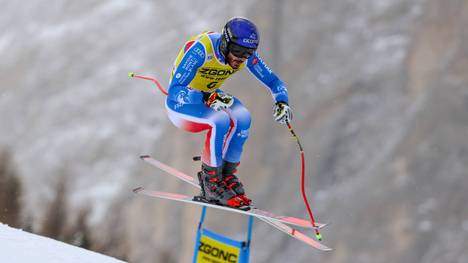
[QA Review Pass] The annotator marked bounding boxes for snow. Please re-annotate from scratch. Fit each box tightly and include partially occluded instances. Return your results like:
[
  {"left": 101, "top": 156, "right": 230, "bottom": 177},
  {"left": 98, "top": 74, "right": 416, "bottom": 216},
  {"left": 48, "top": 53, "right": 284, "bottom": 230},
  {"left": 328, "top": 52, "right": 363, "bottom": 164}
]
[{"left": 0, "top": 224, "right": 125, "bottom": 263}]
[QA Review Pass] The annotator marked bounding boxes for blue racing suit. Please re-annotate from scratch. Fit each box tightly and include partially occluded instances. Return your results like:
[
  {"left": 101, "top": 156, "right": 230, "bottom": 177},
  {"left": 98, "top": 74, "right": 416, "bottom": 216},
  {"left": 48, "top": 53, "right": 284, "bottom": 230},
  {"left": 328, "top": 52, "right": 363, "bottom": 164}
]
[{"left": 166, "top": 31, "right": 288, "bottom": 167}]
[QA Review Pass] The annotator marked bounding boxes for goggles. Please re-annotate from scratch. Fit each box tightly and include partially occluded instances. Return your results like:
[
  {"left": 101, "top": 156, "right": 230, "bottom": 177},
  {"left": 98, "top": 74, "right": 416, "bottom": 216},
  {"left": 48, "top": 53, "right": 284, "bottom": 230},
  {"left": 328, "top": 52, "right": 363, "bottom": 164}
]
[{"left": 229, "top": 43, "right": 256, "bottom": 59}]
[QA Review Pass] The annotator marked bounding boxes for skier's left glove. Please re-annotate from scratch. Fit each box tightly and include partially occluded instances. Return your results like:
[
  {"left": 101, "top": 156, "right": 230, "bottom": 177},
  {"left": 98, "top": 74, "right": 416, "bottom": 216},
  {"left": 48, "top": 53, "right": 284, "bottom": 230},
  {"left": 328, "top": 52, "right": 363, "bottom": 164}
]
[
  {"left": 205, "top": 91, "right": 234, "bottom": 111},
  {"left": 273, "top": 101, "right": 292, "bottom": 124}
]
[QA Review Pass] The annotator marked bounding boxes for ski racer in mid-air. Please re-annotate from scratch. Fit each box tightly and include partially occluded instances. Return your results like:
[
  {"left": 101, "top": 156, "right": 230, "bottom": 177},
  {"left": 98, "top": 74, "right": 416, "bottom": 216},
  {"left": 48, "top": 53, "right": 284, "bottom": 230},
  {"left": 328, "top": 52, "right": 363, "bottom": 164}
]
[{"left": 166, "top": 17, "right": 292, "bottom": 209}]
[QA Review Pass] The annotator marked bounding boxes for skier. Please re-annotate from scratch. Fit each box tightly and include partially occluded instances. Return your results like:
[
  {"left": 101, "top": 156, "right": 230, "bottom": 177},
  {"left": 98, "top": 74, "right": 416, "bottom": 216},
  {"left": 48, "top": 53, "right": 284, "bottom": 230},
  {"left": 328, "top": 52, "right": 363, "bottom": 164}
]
[{"left": 166, "top": 17, "right": 292, "bottom": 209}]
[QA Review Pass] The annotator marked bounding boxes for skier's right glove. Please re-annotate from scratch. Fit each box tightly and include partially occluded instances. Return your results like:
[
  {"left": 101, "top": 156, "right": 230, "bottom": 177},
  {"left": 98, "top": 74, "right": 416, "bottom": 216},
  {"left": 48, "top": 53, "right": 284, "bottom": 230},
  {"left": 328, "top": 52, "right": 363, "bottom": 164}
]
[
  {"left": 205, "top": 91, "right": 234, "bottom": 111},
  {"left": 273, "top": 101, "right": 293, "bottom": 124}
]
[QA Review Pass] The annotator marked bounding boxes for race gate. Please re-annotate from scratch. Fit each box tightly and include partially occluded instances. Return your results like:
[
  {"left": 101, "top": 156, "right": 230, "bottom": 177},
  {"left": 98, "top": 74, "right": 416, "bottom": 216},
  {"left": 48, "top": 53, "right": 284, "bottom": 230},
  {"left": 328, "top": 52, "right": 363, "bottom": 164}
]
[{"left": 193, "top": 207, "right": 254, "bottom": 263}]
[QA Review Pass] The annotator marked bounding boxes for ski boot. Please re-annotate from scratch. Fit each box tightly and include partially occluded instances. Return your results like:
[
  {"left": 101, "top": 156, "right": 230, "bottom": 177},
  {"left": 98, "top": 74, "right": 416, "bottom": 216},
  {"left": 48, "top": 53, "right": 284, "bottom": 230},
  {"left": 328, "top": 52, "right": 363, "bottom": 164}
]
[
  {"left": 194, "top": 163, "right": 250, "bottom": 210},
  {"left": 222, "top": 161, "right": 252, "bottom": 206}
]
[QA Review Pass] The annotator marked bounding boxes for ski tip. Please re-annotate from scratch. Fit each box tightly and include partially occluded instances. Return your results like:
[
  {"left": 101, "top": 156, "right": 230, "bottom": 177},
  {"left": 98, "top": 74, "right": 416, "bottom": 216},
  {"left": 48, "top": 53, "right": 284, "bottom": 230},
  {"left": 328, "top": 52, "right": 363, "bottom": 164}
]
[
  {"left": 317, "top": 222, "right": 328, "bottom": 230},
  {"left": 133, "top": 187, "right": 144, "bottom": 193},
  {"left": 139, "top": 155, "right": 150, "bottom": 160},
  {"left": 128, "top": 72, "right": 135, "bottom": 78},
  {"left": 321, "top": 246, "right": 333, "bottom": 252}
]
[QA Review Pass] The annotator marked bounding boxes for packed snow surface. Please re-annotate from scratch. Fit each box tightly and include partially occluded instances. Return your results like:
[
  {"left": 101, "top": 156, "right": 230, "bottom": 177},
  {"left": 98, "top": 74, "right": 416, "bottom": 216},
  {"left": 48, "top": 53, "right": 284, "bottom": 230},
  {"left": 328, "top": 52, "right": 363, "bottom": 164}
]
[{"left": 0, "top": 224, "right": 125, "bottom": 263}]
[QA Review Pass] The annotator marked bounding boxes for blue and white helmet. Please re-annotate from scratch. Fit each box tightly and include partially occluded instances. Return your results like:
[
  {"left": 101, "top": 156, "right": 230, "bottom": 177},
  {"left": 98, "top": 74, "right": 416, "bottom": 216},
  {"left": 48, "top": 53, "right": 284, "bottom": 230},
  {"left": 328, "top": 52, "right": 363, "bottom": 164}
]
[{"left": 220, "top": 17, "right": 259, "bottom": 59}]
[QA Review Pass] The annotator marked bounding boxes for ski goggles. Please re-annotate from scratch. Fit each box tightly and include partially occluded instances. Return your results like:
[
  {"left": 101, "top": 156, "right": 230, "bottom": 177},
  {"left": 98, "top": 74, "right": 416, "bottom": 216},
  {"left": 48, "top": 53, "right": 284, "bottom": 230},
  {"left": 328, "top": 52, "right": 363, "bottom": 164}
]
[{"left": 229, "top": 43, "right": 256, "bottom": 59}]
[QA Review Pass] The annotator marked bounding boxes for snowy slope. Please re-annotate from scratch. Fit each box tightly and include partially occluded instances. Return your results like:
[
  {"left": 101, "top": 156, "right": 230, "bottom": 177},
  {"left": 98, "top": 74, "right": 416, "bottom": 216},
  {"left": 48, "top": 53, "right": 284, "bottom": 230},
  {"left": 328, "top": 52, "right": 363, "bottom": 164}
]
[{"left": 0, "top": 224, "right": 125, "bottom": 263}]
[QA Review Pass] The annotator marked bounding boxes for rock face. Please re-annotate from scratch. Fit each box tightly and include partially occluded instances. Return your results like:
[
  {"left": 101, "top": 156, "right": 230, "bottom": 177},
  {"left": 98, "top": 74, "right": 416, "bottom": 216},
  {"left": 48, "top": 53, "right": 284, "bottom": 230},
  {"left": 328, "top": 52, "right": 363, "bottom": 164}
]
[{"left": 1, "top": 0, "right": 468, "bottom": 262}]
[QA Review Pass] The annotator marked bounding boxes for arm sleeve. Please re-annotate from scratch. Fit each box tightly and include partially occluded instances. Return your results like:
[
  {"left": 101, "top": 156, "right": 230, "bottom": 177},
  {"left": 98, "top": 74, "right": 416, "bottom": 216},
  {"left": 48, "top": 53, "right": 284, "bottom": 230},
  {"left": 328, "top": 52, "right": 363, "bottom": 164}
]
[
  {"left": 167, "top": 41, "right": 206, "bottom": 104},
  {"left": 246, "top": 52, "right": 289, "bottom": 104}
]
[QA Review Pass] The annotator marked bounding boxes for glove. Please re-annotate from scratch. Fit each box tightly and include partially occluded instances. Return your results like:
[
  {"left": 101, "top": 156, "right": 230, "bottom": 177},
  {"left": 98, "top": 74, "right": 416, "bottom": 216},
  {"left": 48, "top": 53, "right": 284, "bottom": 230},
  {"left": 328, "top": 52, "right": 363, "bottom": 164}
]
[
  {"left": 205, "top": 91, "right": 234, "bottom": 111},
  {"left": 273, "top": 101, "right": 292, "bottom": 124}
]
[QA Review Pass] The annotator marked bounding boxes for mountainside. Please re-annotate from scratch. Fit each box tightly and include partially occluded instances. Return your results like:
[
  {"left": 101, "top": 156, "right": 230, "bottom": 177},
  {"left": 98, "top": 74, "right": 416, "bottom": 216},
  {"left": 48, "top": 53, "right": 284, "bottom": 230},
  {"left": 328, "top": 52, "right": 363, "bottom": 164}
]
[{"left": 1, "top": 0, "right": 468, "bottom": 262}]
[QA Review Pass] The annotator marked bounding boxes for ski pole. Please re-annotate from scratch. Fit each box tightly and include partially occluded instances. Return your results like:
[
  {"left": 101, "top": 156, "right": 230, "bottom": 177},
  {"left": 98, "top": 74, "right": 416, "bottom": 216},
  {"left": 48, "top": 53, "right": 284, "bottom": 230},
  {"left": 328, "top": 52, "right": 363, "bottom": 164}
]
[
  {"left": 128, "top": 72, "right": 168, "bottom": 96},
  {"left": 285, "top": 121, "right": 322, "bottom": 241}
]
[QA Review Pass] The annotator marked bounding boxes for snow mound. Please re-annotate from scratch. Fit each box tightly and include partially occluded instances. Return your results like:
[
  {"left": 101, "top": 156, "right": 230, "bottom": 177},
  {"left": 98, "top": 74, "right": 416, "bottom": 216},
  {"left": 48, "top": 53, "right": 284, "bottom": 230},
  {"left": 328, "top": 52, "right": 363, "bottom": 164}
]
[{"left": 0, "top": 224, "right": 125, "bottom": 263}]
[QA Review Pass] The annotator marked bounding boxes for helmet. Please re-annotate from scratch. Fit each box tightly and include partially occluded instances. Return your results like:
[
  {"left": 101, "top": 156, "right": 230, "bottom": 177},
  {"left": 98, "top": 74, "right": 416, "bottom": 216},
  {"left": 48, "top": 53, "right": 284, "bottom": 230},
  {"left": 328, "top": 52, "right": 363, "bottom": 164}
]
[{"left": 220, "top": 17, "right": 259, "bottom": 59}]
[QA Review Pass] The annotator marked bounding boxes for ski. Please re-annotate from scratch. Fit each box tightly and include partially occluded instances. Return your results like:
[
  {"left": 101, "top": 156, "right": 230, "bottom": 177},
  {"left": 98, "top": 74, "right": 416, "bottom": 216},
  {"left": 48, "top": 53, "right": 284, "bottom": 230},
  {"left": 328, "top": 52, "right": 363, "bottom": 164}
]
[
  {"left": 139, "top": 155, "right": 326, "bottom": 229},
  {"left": 259, "top": 217, "right": 332, "bottom": 251},
  {"left": 136, "top": 155, "right": 332, "bottom": 251},
  {"left": 133, "top": 187, "right": 326, "bottom": 229},
  {"left": 133, "top": 187, "right": 332, "bottom": 251}
]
